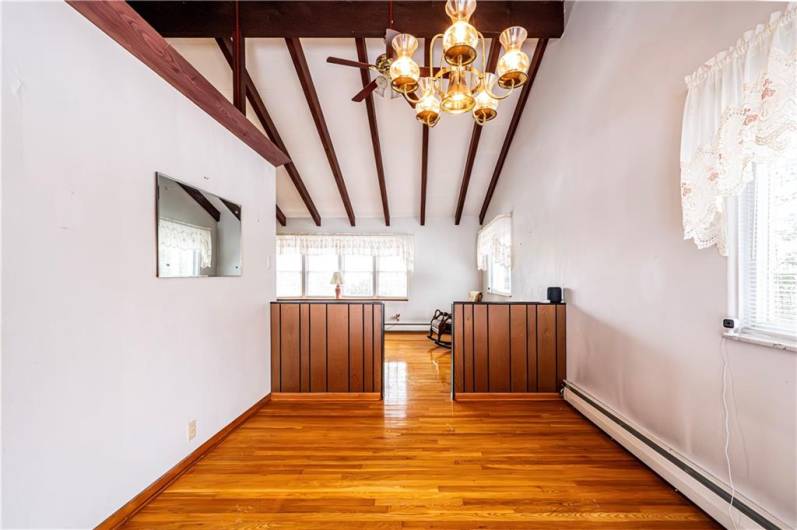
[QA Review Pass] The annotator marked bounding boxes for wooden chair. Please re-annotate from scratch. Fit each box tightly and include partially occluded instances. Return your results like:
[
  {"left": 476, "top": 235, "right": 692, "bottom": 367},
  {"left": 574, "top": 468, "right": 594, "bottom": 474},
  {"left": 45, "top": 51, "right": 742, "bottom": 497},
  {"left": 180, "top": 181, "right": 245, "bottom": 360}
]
[{"left": 428, "top": 292, "right": 482, "bottom": 348}]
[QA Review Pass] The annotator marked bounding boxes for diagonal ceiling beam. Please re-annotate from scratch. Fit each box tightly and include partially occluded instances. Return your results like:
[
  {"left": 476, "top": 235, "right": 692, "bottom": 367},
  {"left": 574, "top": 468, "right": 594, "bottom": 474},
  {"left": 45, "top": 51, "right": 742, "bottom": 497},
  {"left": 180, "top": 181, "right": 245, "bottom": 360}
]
[
  {"left": 420, "top": 38, "right": 431, "bottom": 226},
  {"left": 129, "top": 1, "right": 564, "bottom": 39},
  {"left": 67, "top": 1, "right": 289, "bottom": 168},
  {"left": 286, "top": 37, "right": 356, "bottom": 226},
  {"left": 453, "top": 39, "right": 501, "bottom": 225},
  {"left": 217, "top": 38, "right": 321, "bottom": 226},
  {"left": 478, "top": 39, "right": 549, "bottom": 225},
  {"left": 177, "top": 183, "right": 221, "bottom": 222},
  {"left": 276, "top": 205, "right": 287, "bottom": 226},
  {"left": 355, "top": 38, "right": 390, "bottom": 227}
]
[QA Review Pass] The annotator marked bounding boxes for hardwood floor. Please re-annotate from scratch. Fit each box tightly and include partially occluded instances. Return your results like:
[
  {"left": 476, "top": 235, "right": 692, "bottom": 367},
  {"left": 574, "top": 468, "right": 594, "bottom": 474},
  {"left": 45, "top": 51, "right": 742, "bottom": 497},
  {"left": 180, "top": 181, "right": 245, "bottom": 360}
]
[{"left": 121, "top": 333, "right": 718, "bottom": 529}]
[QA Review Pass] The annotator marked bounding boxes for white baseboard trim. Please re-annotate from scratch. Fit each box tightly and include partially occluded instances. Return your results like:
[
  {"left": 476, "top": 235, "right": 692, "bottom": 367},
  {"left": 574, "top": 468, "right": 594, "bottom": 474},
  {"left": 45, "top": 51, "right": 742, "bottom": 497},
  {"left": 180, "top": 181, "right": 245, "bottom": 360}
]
[{"left": 564, "top": 382, "right": 789, "bottom": 530}]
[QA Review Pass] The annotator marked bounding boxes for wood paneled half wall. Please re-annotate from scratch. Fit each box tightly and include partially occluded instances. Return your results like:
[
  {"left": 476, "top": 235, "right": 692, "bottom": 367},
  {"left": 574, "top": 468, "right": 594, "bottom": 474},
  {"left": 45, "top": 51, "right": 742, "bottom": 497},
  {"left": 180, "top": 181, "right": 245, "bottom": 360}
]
[
  {"left": 270, "top": 301, "right": 384, "bottom": 399},
  {"left": 452, "top": 302, "right": 566, "bottom": 400}
]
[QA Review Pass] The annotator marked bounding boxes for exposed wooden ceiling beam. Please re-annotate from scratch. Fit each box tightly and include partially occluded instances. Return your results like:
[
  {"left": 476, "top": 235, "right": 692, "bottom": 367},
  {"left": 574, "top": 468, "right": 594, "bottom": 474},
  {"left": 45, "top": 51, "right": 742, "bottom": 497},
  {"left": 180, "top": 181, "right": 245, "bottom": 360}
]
[
  {"left": 216, "top": 38, "right": 322, "bottom": 226},
  {"left": 177, "top": 183, "right": 221, "bottom": 222},
  {"left": 276, "top": 205, "right": 287, "bottom": 226},
  {"left": 453, "top": 39, "right": 501, "bottom": 225},
  {"left": 67, "top": 1, "right": 289, "bottom": 168},
  {"left": 220, "top": 198, "right": 242, "bottom": 220},
  {"left": 478, "top": 39, "right": 548, "bottom": 225},
  {"left": 285, "top": 37, "right": 356, "bottom": 226},
  {"left": 355, "top": 38, "right": 390, "bottom": 227},
  {"left": 420, "top": 38, "right": 431, "bottom": 227},
  {"left": 232, "top": 1, "right": 245, "bottom": 112},
  {"left": 128, "top": 1, "right": 564, "bottom": 39}
]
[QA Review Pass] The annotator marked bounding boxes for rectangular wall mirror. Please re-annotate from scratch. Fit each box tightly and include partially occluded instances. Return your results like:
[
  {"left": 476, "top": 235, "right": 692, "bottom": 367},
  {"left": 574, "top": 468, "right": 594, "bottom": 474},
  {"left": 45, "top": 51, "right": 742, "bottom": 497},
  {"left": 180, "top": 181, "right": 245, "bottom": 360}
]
[{"left": 156, "top": 173, "right": 242, "bottom": 278}]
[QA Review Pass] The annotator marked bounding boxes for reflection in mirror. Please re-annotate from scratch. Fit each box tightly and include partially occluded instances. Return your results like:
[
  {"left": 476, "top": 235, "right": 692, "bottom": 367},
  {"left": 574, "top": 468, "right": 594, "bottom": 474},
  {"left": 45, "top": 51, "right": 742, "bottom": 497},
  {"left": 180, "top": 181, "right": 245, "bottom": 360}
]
[{"left": 156, "top": 173, "right": 242, "bottom": 278}]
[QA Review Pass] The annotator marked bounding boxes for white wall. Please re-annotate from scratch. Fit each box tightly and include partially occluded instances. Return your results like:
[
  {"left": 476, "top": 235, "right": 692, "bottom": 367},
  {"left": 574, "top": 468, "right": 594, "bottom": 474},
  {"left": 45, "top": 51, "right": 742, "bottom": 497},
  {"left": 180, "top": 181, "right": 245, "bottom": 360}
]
[
  {"left": 279, "top": 216, "right": 481, "bottom": 327},
  {"left": 1, "top": 3, "right": 276, "bottom": 528},
  {"left": 483, "top": 2, "right": 795, "bottom": 527}
]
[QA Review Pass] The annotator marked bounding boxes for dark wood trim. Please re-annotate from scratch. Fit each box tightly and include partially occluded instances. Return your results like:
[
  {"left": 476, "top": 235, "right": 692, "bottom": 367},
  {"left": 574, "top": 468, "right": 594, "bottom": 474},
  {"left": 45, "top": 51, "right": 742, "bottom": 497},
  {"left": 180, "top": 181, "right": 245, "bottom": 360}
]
[
  {"left": 454, "top": 392, "right": 561, "bottom": 401},
  {"left": 276, "top": 205, "right": 287, "bottom": 226},
  {"left": 216, "top": 38, "right": 321, "bottom": 226},
  {"left": 478, "top": 39, "right": 549, "bottom": 224},
  {"left": 271, "top": 392, "right": 381, "bottom": 401},
  {"left": 177, "top": 182, "right": 221, "bottom": 222},
  {"left": 454, "top": 40, "right": 500, "bottom": 225},
  {"left": 220, "top": 197, "right": 242, "bottom": 220},
  {"left": 356, "top": 38, "right": 390, "bottom": 227},
  {"left": 95, "top": 394, "right": 272, "bottom": 529},
  {"left": 232, "top": 1, "right": 245, "bottom": 112},
  {"left": 285, "top": 37, "right": 356, "bottom": 226},
  {"left": 129, "top": 1, "right": 565, "bottom": 39},
  {"left": 67, "top": 1, "right": 289, "bottom": 168},
  {"left": 420, "top": 37, "right": 431, "bottom": 226}
]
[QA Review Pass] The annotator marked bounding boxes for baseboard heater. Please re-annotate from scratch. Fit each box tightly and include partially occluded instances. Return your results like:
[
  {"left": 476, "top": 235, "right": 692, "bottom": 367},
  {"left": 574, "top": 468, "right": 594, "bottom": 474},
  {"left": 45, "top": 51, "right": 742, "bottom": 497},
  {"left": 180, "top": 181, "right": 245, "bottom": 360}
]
[{"left": 564, "top": 381, "right": 788, "bottom": 530}]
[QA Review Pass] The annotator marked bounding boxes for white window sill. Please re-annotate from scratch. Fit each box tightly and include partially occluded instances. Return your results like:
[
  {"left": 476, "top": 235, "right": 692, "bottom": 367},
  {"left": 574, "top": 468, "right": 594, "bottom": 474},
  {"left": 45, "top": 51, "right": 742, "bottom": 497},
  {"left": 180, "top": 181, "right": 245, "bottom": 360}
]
[{"left": 723, "top": 331, "right": 797, "bottom": 353}]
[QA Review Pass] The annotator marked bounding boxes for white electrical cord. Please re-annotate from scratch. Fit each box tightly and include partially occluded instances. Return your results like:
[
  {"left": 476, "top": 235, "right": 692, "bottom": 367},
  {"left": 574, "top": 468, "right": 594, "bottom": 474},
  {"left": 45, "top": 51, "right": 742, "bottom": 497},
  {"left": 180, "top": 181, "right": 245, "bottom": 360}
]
[{"left": 720, "top": 336, "right": 739, "bottom": 530}]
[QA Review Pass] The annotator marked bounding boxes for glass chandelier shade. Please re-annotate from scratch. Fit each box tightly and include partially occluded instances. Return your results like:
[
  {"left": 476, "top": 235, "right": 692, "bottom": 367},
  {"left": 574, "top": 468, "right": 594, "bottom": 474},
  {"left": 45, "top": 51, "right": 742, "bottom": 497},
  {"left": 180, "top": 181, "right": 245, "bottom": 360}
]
[
  {"left": 441, "top": 68, "right": 475, "bottom": 115},
  {"left": 442, "top": 0, "right": 479, "bottom": 66},
  {"left": 389, "top": 34, "right": 421, "bottom": 92},
  {"left": 415, "top": 78, "right": 442, "bottom": 126},
  {"left": 472, "top": 73, "right": 498, "bottom": 124},
  {"left": 496, "top": 27, "right": 530, "bottom": 89}
]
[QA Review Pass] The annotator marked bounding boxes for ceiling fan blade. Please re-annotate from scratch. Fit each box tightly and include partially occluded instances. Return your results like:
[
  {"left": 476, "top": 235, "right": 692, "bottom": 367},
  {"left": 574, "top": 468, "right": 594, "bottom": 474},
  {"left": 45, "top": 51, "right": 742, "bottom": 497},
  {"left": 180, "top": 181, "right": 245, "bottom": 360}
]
[
  {"left": 352, "top": 79, "right": 379, "bottom": 102},
  {"left": 326, "top": 57, "right": 373, "bottom": 69}
]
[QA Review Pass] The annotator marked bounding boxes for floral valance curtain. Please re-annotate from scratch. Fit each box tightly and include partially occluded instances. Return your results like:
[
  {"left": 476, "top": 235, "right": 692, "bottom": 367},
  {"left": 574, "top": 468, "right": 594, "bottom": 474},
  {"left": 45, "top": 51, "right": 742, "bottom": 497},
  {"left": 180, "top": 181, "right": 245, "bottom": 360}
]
[
  {"left": 277, "top": 234, "right": 415, "bottom": 271},
  {"left": 158, "top": 218, "right": 213, "bottom": 268},
  {"left": 477, "top": 214, "right": 512, "bottom": 271},
  {"left": 680, "top": 4, "right": 796, "bottom": 255}
]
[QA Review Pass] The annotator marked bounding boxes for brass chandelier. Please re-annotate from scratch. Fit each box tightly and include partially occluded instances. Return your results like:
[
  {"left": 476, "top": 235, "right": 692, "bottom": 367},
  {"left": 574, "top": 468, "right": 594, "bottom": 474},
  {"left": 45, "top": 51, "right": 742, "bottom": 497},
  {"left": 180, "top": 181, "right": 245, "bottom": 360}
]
[{"left": 389, "top": 0, "right": 531, "bottom": 127}]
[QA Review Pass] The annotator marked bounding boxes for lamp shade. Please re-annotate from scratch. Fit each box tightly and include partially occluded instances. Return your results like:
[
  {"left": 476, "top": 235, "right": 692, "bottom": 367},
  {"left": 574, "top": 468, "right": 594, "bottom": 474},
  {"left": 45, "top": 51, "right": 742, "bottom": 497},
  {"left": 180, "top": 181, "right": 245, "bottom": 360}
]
[{"left": 329, "top": 271, "right": 344, "bottom": 285}]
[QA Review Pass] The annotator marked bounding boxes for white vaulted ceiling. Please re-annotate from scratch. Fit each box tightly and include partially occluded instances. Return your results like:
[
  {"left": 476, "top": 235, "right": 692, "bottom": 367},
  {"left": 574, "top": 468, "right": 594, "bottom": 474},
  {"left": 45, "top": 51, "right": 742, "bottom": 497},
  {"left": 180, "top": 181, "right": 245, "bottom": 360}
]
[{"left": 170, "top": 37, "right": 537, "bottom": 224}]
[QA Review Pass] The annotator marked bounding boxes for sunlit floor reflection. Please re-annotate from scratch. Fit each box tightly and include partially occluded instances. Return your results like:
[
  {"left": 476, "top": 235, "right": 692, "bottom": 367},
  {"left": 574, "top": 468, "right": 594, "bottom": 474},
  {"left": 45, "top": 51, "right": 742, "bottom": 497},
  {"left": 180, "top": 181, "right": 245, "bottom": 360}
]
[{"left": 384, "top": 361, "right": 407, "bottom": 405}]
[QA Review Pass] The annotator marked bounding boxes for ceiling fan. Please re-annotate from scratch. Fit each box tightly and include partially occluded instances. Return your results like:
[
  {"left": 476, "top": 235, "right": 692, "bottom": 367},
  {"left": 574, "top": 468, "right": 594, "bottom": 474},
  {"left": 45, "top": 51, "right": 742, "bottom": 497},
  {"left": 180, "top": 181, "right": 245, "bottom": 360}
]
[{"left": 326, "top": 28, "right": 404, "bottom": 103}]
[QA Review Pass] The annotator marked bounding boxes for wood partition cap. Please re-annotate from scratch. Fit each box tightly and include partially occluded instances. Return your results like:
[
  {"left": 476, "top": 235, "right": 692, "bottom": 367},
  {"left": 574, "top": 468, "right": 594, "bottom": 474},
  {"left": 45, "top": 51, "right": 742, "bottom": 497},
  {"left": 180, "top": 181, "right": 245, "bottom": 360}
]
[{"left": 452, "top": 301, "right": 566, "bottom": 305}]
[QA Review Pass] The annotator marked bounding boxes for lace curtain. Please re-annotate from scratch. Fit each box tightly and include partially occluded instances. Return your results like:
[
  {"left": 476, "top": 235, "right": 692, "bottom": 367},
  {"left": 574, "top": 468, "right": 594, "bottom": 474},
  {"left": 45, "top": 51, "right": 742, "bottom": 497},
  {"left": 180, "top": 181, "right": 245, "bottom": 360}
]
[
  {"left": 477, "top": 214, "right": 512, "bottom": 271},
  {"left": 277, "top": 234, "right": 415, "bottom": 271},
  {"left": 159, "top": 219, "right": 213, "bottom": 268},
  {"left": 680, "top": 4, "right": 797, "bottom": 255}
]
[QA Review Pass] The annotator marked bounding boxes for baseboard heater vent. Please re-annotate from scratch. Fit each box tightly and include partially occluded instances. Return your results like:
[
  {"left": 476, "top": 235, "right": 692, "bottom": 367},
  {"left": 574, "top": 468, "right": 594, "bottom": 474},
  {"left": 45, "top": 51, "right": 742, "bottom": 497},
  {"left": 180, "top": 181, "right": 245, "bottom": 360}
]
[
  {"left": 385, "top": 322, "right": 428, "bottom": 332},
  {"left": 564, "top": 381, "right": 787, "bottom": 530}
]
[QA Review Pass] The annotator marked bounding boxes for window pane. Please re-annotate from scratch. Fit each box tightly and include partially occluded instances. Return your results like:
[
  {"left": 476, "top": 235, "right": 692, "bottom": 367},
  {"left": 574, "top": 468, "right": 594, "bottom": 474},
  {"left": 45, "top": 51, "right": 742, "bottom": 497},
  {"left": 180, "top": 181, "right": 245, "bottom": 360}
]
[
  {"left": 276, "top": 253, "right": 302, "bottom": 272},
  {"left": 490, "top": 260, "right": 511, "bottom": 295},
  {"left": 276, "top": 272, "right": 302, "bottom": 297},
  {"left": 378, "top": 272, "right": 407, "bottom": 298},
  {"left": 377, "top": 255, "right": 405, "bottom": 272},
  {"left": 306, "top": 254, "right": 338, "bottom": 297},
  {"left": 342, "top": 255, "right": 374, "bottom": 296},
  {"left": 740, "top": 163, "right": 797, "bottom": 337}
]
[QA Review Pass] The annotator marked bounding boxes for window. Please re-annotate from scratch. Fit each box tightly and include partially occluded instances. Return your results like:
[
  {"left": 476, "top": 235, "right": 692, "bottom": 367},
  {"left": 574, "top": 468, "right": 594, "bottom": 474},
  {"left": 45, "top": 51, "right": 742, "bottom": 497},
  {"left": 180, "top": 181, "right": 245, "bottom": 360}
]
[
  {"left": 477, "top": 214, "right": 512, "bottom": 296},
  {"left": 306, "top": 254, "right": 338, "bottom": 297},
  {"left": 736, "top": 162, "right": 797, "bottom": 341},
  {"left": 377, "top": 256, "right": 408, "bottom": 298},
  {"left": 158, "top": 219, "right": 212, "bottom": 278},
  {"left": 276, "top": 253, "right": 302, "bottom": 298},
  {"left": 343, "top": 255, "right": 375, "bottom": 297},
  {"left": 275, "top": 235, "right": 413, "bottom": 299}
]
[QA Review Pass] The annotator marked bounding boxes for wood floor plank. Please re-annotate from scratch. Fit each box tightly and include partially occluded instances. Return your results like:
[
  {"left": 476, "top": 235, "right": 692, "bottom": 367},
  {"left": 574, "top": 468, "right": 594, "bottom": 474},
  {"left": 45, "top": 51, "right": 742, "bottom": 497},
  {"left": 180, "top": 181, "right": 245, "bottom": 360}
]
[{"left": 120, "top": 333, "right": 717, "bottom": 530}]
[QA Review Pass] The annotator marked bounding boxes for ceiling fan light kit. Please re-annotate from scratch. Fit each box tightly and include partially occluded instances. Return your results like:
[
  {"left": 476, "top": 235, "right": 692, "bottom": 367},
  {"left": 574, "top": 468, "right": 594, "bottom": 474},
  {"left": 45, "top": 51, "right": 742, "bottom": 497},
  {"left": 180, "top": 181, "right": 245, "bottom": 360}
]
[{"left": 327, "top": 0, "right": 531, "bottom": 127}]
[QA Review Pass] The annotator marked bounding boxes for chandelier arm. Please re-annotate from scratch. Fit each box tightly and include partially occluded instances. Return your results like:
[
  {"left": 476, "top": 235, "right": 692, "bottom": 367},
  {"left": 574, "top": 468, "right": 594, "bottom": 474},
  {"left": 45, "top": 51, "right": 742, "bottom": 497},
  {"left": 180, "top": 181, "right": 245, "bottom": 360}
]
[
  {"left": 486, "top": 84, "right": 515, "bottom": 101},
  {"left": 428, "top": 34, "right": 442, "bottom": 76},
  {"left": 478, "top": 31, "right": 487, "bottom": 74},
  {"left": 400, "top": 85, "right": 421, "bottom": 104}
]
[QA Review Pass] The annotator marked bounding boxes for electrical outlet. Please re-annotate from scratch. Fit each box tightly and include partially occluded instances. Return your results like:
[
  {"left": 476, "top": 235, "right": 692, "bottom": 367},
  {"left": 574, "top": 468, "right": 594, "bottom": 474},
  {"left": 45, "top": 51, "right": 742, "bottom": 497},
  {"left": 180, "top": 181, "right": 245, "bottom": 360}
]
[{"left": 187, "top": 419, "right": 197, "bottom": 442}]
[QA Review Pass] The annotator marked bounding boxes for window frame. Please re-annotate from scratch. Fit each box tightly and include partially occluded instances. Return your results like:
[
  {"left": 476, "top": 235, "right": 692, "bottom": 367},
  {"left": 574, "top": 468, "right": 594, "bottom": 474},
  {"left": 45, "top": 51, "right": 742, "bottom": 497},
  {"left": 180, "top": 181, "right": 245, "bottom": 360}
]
[
  {"left": 276, "top": 254, "right": 409, "bottom": 301},
  {"left": 725, "top": 172, "right": 797, "bottom": 352},
  {"left": 480, "top": 214, "right": 512, "bottom": 298}
]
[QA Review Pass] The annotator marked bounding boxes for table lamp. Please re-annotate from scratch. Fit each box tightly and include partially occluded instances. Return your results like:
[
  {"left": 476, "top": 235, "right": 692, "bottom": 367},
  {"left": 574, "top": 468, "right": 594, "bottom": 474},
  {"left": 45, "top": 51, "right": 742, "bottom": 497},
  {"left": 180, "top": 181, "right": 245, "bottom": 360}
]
[{"left": 330, "top": 271, "right": 344, "bottom": 299}]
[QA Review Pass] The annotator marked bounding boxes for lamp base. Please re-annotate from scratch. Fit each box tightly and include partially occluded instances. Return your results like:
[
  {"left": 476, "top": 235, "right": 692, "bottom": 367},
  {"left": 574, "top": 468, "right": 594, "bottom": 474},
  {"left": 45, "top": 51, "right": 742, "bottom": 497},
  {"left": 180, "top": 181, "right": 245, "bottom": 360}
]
[{"left": 335, "top": 284, "right": 342, "bottom": 300}]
